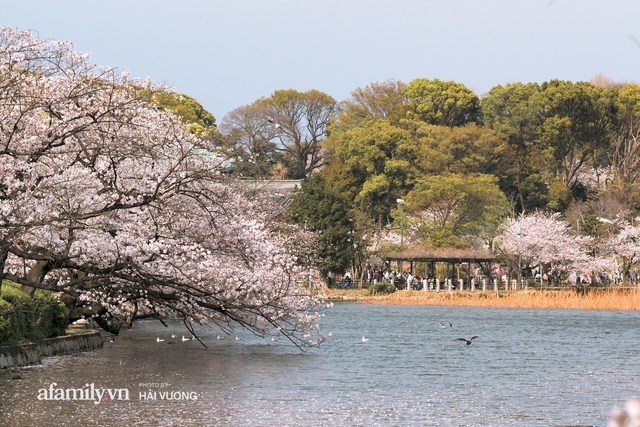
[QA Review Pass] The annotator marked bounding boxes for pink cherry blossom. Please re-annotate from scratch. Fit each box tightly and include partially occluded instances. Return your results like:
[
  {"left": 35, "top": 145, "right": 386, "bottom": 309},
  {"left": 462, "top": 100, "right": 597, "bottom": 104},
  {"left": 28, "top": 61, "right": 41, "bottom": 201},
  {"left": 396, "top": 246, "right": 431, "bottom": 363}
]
[
  {"left": 494, "top": 212, "right": 615, "bottom": 279},
  {"left": 0, "top": 28, "right": 327, "bottom": 349}
]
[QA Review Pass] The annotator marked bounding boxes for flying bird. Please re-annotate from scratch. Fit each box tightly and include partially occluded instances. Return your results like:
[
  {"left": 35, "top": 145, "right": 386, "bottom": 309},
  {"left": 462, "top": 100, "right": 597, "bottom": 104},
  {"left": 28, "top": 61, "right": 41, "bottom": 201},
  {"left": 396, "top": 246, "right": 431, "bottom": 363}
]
[
  {"left": 455, "top": 336, "right": 479, "bottom": 345},
  {"left": 438, "top": 322, "right": 452, "bottom": 328}
]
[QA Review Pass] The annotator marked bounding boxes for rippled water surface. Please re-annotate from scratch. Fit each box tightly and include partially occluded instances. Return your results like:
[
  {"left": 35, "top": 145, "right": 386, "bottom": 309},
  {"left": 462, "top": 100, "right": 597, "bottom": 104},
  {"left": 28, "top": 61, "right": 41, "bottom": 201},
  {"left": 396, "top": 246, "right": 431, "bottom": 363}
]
[{"left": 1, "top": 303, "right": 640, "bottom": 426}]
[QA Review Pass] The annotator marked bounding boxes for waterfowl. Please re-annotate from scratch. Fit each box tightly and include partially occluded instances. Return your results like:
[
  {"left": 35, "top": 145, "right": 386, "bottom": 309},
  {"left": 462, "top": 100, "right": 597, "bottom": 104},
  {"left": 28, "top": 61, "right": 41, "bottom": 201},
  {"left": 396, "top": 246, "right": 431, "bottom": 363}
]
[{"left": 455, "top": 336, "right": 479, "bottom": 345}]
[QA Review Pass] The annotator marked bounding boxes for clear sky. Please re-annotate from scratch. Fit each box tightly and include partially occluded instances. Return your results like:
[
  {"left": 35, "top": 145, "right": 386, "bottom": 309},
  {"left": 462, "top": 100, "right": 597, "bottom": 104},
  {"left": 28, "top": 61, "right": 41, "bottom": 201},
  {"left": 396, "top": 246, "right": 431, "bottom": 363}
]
[{"left": 2, "top": 0, "right": 640, "bottom": 122}]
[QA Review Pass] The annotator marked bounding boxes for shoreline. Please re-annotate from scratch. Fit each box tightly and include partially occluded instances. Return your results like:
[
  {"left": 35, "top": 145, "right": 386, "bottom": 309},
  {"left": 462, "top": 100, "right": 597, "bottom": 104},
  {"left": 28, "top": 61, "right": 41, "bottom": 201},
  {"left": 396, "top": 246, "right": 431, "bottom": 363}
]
[
  {"left": 0, "top": 330, "right": 103, "bottom": 369},
  {"left": 322, "top": 288, "right": 640, "bottom": 310}
]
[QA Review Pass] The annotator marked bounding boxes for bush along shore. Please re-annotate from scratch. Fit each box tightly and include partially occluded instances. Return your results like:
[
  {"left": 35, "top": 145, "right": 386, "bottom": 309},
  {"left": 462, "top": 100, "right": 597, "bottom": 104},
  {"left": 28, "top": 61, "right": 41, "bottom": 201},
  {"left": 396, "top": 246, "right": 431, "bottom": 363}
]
[
  {"left": 0, "top": 281, "right": 68, "bottom": 346},
  {"left": 324, "top": 288, "right": 640, "bottom": 310}
]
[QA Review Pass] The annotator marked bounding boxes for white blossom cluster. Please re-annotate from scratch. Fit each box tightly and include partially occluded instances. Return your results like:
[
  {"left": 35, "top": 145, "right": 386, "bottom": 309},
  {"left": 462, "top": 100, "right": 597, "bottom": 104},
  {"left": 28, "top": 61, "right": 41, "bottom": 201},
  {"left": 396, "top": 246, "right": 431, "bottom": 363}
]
[
  {"left": 494, "top": 212, "right": 616, "bottom": 276},
  {"left": 0, "top": 28, "right": 328, "bottom": 349},
  {"left": 609, "top": 399, "right": 640, "bottom": 427}
]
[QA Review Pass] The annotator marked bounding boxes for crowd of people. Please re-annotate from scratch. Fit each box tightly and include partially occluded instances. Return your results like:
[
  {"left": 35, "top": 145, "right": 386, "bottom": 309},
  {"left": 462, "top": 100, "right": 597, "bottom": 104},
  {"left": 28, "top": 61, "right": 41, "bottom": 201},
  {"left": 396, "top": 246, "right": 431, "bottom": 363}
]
[
  {"left": 334, "top": 269, "right": 489, "bottom": 291},
  {"left": 331, "top": 266, "right": 638, "bottom": 290}
]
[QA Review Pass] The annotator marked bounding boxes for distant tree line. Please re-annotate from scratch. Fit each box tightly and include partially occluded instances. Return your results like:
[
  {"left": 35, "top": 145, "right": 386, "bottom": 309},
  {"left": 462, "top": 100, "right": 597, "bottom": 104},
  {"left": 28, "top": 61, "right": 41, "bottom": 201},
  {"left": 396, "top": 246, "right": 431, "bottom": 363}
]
[
  {"left": 219, "top": 77, "right": 638, "bottom": 278},
  {"left": 158, "top": 75, "right": 640, "bottom": 282}
]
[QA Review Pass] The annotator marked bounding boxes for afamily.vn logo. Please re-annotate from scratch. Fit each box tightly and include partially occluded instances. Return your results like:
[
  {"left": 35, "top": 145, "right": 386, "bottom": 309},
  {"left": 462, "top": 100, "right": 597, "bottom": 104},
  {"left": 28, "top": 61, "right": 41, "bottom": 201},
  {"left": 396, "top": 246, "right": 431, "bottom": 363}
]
[
  {"left": 37, "top": 383, "right": 129, "bottom": 404},
  {"left": 36, "top": 382, "right": 199, "bottom": 404}
]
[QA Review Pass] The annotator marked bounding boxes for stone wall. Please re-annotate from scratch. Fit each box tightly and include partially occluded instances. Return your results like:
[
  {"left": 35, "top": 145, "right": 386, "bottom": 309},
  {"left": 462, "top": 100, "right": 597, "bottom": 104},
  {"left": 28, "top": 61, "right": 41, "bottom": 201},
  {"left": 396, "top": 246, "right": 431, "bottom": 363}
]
[{"left": 0, "top": 331, "right": 103, "bottom": 369}]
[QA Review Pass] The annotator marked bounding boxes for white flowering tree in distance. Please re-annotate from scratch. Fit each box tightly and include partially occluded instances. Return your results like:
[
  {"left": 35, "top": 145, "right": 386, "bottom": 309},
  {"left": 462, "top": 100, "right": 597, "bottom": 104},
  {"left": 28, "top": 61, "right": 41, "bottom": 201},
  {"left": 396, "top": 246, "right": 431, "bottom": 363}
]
[
  {"left": 604, "top": 219, "right": 640, "bottom": 281},
  {"left": 494, "top": 212, "right": 615, "bottom": 282},
  {"left": 0, "top": 28, "right": 327, "bottom": 349}
]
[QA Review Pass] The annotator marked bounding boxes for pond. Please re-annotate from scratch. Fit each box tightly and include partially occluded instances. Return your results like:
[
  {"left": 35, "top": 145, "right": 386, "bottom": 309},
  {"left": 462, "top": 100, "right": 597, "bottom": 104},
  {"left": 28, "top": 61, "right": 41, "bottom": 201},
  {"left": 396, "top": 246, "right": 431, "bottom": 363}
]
[{"left": 1, "top": 303, "right": 639, "bottom": 426}]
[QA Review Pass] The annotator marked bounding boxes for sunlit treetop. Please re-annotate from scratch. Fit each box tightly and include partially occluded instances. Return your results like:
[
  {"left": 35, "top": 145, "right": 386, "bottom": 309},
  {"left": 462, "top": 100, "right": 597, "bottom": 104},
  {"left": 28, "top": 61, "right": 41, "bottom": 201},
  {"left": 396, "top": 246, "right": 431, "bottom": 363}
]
[{"left": 146, "top": 90, "right": 217, "bottom": 138}]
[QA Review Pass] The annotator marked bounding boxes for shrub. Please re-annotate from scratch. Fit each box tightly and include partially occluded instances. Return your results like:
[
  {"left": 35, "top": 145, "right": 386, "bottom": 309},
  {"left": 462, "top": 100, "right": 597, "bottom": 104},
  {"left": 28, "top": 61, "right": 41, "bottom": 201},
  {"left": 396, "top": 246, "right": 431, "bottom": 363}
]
[
  {"left": 0, "top": 281, "right": 68, "bottom": 345},
  {"left": 369, "top": 282, "right": 396, "bottom": 295}
]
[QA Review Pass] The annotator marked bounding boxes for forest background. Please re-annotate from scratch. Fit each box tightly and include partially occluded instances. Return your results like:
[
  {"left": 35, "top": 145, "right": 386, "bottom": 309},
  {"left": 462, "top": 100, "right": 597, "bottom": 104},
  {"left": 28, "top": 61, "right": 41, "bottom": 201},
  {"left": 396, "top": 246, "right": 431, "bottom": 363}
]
[{"left": 168, "top": 75, "right": 640, "bottom": 283}]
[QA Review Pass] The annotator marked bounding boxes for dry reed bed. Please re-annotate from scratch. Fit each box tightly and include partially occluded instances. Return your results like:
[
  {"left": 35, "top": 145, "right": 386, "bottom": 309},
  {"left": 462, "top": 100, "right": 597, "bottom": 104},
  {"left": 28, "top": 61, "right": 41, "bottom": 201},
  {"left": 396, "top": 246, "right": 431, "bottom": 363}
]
[{"left": 358, "top": 289, "right": 640, "bottom": 310}]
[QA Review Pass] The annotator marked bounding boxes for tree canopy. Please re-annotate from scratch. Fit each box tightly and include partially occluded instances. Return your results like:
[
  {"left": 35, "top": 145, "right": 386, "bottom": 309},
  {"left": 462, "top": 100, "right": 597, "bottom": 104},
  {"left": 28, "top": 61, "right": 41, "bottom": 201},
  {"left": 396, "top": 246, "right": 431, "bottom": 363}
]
[
  {"left": 403, "top": 78, "right": 482, "bottom": 127},
  {"left": 7, "top": 24, "right": 640, "bottom": 345},
  {"left": 146, "top": 90, "right": 217, "bottom": 137},
  {"left": 404, "top": 174, "right": 508, "bottom": 248},
  {"left": 255, "top": 89, "right": 336, "bottom": 178},
  {"left": 286, "top": 173, "right": 355, "bottom": 275},
  {"left": 0, "top": 28, "right": 327, "bottom": 349},
  {"left": 331, "top": 120, "right": 417, "bottom": 220},
  {"left": 333, "top": 80, "right": 407, "bottom": 132}
]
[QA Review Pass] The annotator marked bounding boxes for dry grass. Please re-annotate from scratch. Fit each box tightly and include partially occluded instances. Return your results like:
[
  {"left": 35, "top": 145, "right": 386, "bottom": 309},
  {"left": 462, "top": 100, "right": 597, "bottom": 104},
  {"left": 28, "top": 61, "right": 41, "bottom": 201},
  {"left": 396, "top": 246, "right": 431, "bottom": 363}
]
[
  {"left": 358, "top": 289, "right": 640, "bottom": 310},
  {"left": 321, "top": 289, "right": 369, "bottom": 300}
]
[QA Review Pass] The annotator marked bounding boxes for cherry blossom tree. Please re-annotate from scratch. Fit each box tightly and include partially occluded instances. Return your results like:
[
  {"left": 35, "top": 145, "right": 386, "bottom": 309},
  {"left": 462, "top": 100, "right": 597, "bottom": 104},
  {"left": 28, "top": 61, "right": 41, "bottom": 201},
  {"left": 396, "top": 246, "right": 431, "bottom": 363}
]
[
  {"left": 604, "top": 219, "right": 640, "bottom": 282},
  {"left": 494, "top": 212, "right": 614, "bottom": 282},
  {"left": 0, "top": 28, "right": 327, "bottom": 349}
]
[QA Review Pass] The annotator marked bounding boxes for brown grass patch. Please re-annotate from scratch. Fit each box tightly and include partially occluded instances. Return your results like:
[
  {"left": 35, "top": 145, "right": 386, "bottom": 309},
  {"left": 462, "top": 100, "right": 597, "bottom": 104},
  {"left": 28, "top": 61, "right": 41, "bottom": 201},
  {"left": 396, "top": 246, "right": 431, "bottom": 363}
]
[{"left": 358, "top": 289, "right": 640, "bottom": 310}]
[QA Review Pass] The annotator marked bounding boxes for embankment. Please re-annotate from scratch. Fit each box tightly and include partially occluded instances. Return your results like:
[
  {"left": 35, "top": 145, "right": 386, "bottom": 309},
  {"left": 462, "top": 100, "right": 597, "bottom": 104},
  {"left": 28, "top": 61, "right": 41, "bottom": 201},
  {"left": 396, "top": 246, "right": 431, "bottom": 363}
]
[{"left": 0, "top": 330, "right": 103, "bottom": 369}]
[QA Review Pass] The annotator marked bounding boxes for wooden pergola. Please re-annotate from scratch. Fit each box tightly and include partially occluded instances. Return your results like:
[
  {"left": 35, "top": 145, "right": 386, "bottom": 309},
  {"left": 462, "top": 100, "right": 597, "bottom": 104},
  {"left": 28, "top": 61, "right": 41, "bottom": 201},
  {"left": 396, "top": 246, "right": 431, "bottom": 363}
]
[{"left": 386, "top": 247, "right": 496, "bottom": 291}]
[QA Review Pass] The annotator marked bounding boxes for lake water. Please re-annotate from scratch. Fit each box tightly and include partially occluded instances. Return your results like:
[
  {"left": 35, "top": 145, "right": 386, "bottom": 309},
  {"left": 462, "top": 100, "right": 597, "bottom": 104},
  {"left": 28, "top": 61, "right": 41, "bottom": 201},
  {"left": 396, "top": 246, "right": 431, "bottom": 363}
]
[{"left": 1, "top": 303, "right": 639, "bottom": 426}]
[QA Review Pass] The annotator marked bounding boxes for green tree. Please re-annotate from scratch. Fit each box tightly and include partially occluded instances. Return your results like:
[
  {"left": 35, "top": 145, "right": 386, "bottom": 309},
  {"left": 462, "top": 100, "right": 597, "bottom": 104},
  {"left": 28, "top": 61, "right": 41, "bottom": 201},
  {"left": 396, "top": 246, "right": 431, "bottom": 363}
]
[
  {"left": 532, "top": 80, "right": 617, "bottom": 192},
  {"left": 403, "top": 78, "right": 482, "bottom": 127},
  {"left": 146, "top": 91, "right": 217, "bottom": 137},
  {"left": 331, "top": 120, "right": 417, "bottom": 221},
  {"left": 286, "top": 173, "right": 355, "bottom": 275},
  {"left": 404, "top": 174, "right": 508, "bottom": 248},
  {"left": 482, "top": 82, "right": 544, "bottom": 212},
  {"left": 332, "top": 80, "right": 407, "bottom": 132},
  {"left": 401, "top": 121, "right": 508, "bottom": 176}
]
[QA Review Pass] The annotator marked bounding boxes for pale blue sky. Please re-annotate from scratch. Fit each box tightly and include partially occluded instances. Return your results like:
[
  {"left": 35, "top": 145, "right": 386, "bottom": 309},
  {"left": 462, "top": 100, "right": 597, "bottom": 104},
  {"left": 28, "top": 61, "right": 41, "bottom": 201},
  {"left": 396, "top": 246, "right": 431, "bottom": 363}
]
[{"left": 2, "top": 1, "right": 639, "bottom": 122}]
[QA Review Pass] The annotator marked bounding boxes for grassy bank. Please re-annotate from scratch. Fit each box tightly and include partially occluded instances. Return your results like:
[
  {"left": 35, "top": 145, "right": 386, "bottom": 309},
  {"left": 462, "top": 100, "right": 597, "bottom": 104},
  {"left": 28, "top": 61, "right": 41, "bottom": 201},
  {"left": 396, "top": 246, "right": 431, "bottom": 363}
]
[
  {"left": 324, "top": 288, "right": 640, "bottom": 310},
  {"left": 0, "top": 281, "right": 68, "bottom": 345}
]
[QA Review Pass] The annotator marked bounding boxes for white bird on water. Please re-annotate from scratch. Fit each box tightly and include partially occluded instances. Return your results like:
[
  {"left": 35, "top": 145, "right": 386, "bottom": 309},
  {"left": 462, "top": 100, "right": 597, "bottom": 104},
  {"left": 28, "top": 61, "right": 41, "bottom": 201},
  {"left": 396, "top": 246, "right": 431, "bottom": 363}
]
[
  {"left": 217, "top": 335, "right": 222, "bottom": 340},
  {"left": 171, "top": 333, "right": 177, "bottom": 339},
  {"left": 362, "top": 336, "right": 370, "bottom": 342},
  {"left": 156, "top": 337, "right": 164, "bottom": 342},
  {"left": 182, "top": 336, "right": 190, "bottom": 342},
  {"left": 235, "top": 336, "right": 239, "bottom": 341}
]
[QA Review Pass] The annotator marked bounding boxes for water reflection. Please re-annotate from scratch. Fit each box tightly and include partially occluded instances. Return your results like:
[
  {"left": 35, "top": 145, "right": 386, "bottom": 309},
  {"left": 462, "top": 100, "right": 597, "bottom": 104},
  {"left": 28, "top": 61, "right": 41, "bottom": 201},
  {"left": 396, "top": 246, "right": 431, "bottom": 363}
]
[{"left": 1, "top": 303, "right": 639, "bottom": 426}]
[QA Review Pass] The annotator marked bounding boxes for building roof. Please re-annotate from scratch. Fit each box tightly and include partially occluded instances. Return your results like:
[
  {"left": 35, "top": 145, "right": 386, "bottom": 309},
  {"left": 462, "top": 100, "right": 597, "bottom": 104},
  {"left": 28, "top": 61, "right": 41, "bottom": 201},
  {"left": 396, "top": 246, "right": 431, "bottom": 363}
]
[{"left": 386, "top": 247, "right": 495, "bottom": 262}]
